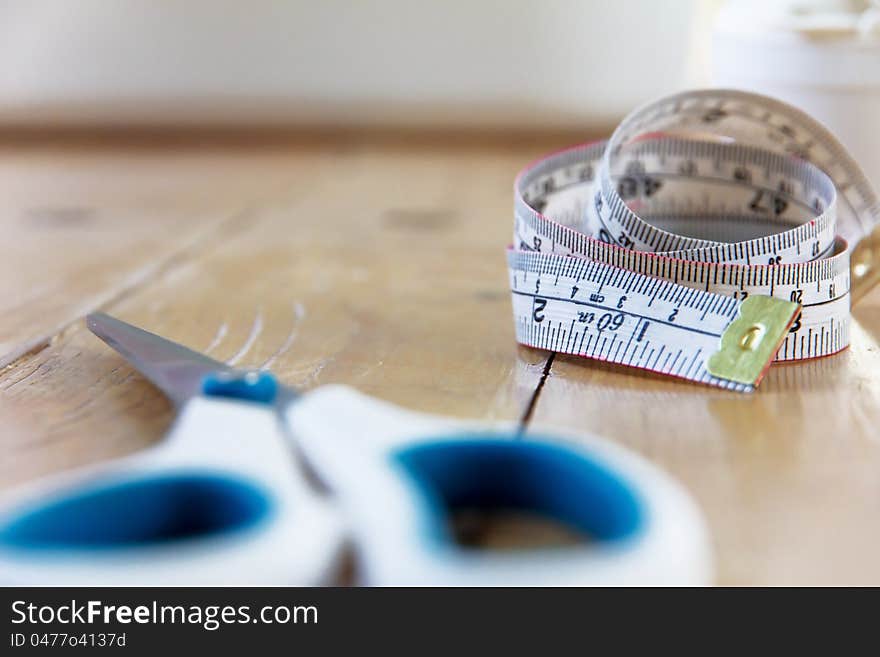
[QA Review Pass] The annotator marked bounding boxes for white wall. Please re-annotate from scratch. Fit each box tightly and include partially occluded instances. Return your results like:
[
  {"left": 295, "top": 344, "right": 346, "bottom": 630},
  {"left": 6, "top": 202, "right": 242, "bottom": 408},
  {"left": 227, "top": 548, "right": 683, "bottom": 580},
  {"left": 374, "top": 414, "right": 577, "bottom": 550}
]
[{"left": 0, "top": 0, "right": 711, "bottom": 127}]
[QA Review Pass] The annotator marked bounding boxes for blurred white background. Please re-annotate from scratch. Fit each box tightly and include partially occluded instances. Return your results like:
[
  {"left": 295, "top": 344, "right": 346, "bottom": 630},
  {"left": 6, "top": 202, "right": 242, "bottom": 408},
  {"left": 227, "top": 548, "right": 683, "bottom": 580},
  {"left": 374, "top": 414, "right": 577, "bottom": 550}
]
[{"left": 0, "top": 0, "right": 715, "bottom": 128}]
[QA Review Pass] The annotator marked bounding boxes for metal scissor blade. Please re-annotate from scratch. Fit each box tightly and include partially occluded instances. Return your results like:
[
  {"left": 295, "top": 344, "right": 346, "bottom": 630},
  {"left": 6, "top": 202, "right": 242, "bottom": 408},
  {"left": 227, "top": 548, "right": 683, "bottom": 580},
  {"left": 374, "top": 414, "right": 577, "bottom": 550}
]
[{"left": 86, "top": 312, "right": 237, "bottom": 407}]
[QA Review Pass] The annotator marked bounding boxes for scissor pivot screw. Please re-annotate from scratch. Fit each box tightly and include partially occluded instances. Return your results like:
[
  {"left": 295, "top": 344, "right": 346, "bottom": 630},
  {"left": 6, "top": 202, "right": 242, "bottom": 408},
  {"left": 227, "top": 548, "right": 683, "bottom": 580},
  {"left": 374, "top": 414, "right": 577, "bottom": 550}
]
[{"left": 201, "top": 370, "right": 278, "bottom": 404}]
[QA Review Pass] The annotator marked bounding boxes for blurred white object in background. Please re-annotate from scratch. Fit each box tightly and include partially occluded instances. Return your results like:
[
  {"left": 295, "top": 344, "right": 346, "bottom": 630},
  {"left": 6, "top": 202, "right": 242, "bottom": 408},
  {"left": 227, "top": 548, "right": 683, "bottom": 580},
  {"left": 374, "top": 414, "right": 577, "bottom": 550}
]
[
  {"left": 0, "top": 0, "right": 703, "bottom": 129},
  {"left": 713, "top": 0, "right": 880, "bottom": 186}
]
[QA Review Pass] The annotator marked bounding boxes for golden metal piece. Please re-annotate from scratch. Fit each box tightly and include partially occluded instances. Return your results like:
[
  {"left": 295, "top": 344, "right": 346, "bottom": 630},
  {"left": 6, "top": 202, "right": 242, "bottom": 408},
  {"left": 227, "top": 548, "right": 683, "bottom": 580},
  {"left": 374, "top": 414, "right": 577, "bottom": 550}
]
[
  {"left": 851, "top": 225, "right": 880, "bottom": 305},
  {"left": 707, "top": 295, "right": 801, "bottom": 386}
]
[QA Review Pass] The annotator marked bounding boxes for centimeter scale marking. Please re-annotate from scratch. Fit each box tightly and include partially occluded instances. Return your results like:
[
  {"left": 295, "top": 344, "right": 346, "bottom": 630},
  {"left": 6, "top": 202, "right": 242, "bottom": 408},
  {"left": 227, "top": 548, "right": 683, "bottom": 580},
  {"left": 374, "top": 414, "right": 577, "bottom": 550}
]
[{"left": 508, "top": 89, "right": 878, "bottom": 390}]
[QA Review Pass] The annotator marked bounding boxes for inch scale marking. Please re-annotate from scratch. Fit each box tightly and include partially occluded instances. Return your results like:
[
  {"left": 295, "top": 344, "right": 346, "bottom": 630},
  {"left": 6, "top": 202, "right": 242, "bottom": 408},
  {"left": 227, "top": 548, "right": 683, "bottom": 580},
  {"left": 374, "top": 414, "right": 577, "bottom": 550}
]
[
  {"left": 508, "top": 89, "right": 878, "bottom": 390},
  {"left": 510, "top": 251, "right": 750, "bottom": 391}
]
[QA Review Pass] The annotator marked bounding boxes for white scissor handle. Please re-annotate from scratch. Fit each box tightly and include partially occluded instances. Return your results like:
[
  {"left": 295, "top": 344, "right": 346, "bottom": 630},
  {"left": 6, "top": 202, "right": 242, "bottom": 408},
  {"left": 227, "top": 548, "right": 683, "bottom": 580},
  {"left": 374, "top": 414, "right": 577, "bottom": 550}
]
[
  {"left": 286, "top": 385, "right": 713, "bottom": 586},
  {"left": 0, "top": 398, "right": 343, "bottom": 586}
]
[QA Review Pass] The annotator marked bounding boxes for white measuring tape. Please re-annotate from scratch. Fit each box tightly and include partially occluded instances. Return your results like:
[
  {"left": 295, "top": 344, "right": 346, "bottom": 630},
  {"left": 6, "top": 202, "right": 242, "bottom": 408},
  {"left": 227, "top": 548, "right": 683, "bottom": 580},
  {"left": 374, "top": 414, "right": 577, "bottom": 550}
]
[{"left": 509, "top": 89, "right": 880, "bottom": 391}]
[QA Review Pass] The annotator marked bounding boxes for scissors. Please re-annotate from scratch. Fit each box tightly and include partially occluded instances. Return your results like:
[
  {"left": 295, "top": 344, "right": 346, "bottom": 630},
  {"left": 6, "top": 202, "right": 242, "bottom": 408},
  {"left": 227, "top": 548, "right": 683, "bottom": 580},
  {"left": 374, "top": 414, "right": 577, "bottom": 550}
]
[{"left": 0, "top": 313, "right": 711, "bottom": 585}]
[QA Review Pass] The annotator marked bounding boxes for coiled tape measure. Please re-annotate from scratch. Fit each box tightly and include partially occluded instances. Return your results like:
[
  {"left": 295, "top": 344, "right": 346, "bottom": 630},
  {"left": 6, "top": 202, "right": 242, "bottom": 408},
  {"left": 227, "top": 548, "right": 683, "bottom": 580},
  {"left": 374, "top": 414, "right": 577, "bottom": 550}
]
[{"left": 509, "top": 89, "right": 880, "bottom": 391}]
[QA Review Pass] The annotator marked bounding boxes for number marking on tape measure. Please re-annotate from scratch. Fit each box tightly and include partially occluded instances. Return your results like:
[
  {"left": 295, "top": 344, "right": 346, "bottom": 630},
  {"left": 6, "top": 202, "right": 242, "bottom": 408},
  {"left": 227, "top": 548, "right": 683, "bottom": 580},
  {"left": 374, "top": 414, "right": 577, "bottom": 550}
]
[{"left": 508, "top": 89, "right": 880, "bottom": 390}]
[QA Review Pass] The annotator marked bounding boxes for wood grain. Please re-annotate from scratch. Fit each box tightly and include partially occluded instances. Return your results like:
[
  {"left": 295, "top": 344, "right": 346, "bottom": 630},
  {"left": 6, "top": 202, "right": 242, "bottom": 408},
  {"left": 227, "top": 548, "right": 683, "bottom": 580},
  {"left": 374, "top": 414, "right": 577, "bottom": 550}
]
[
  {"left": 1, "top": 133, "right": 880, "bottom": 584},
  {"left": 0, "top": 138, "right": 548, "bottom": 487},
  {"left": 530, "top": 292, "right": 880, "bottom": 585}
]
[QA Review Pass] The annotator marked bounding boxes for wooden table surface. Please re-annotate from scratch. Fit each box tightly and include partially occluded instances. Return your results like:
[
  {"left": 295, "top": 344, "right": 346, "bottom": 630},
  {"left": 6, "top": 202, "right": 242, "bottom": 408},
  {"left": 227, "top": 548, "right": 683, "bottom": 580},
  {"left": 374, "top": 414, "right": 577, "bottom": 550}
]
[{"left": 2, "top": 131, "right": 880, "bottom": 586}]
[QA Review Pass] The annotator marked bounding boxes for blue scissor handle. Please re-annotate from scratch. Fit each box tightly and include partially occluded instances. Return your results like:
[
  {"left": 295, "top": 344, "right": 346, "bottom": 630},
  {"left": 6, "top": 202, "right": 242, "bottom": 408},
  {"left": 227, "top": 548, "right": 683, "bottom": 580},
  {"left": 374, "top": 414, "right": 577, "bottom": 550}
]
[
  {"left": 286, "top": 385, "right": 712, "bottom": 586},
  {"left": 0, "top": 384, "right": 711, "bottom": 585},
  {"left": 0, "top": 396, "right": 343, "bottom": 585},
  {"left": 396, "top": 437, "right": 642, "bottom": 544},
  {"left": 0, "top": 472, "right": 272, "bottom": 549},
  {"left": 0, "top": 374, "right": 281, "bottom": 552}
]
